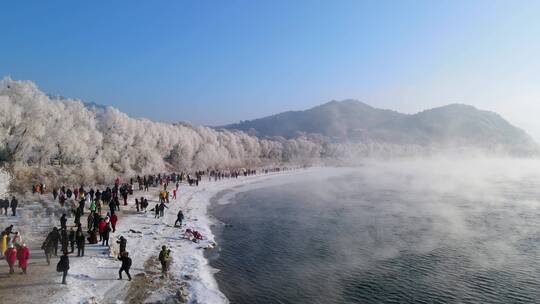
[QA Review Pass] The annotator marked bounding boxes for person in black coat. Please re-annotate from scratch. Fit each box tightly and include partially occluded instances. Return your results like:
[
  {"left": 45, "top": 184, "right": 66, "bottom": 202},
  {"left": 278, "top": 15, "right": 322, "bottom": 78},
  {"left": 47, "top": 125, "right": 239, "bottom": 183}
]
[
  {"left": 74, "top": 208, "right": 82, "bottom": 227},
  {"left": 68, "top": 227, "right": 76, "bottom": 253},
  {"left": 60, "top": 214, "right": 67, "bottom": 230},
  {"left": 109, "top": 200, "right": 116, "bottom": 215},
  {"left": 10, "top": 196, "right": 18, "bottom": 216},
  {"left": 117, "top": 251, "right": 132, "bottom": 281},
  {"left": 174, "top": 210, "right": 184, "bottom": 227},
  {"left": 0, "top": 199, "right": 8, "bottom": 216},
  {"left": 102, "top": 223, "right": 111, "bottom": 246},
  {"left": 89, "top": 188, "right": 95, "bottom": 202},
  {"left": 116, "top": 236, "right": 127, "bottom": 253},
  {"left": 48, "top": 227, "right": 61, "bottom": 256},
  {"left": 76, "top": 230, "right": 85, "bottom": 256},
  {"left": 4, "top": 224, "right": 14, "bottom": 235},
  {"left": 159, "top": 201, "right": 168, "bottom": 217},
  {"left": 78, "top": 199, "right": 85, "bottom": 216},
  {"left": 57, "top": 251, "right": 70, "bottom": 284},
  {"left": 61, "top": 229, "right": 69, "bottom": 253}
]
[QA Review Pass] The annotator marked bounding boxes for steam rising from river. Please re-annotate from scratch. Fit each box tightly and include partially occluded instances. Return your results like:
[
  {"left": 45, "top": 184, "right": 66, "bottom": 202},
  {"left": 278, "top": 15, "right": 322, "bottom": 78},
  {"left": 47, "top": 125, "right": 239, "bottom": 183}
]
[{"left": 211, "top": 160, "right": 540, "bottom": 303}]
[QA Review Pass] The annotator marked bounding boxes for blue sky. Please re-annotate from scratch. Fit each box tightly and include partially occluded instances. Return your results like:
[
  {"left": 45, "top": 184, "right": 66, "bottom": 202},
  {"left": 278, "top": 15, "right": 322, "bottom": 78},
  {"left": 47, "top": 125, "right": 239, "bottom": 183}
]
[{"left": 1, "top": 1, "right": 540, "bottom": 139}]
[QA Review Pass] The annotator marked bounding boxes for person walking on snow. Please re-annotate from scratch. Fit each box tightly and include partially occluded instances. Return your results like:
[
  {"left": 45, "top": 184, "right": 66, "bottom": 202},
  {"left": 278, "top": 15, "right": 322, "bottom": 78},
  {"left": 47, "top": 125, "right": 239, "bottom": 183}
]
[
  {"left": 10, "top": 196, "right": 18, "bottom": 216},
  {"left": 174, "top": 210, "right": 184, "bottom": 227},
  {"left": 68, "top": 227, "right": 76, "bottom": 253},
  {"left": 110, "top": 213, "right": 118, "bottom": 233},
  {"left": 98, "top": 217, "right": 106, "bottom": 242},
  {"left": 60, "top": 229, "right": 68, "bottom": 253},
  {"left": 57, "top": 251, "right": 69, "bottom": 284},
  {"left": 5, "top": 243, "right": 17, "bottom": 274},
  {"left": 89, "top": 199, "right": 96, "bottom": 213},
  {"left": 1, "top": 231, "right": 8, "bottom": 256},
  {"left": 42, "top": 236, "right": 55, "bottom": 265},
  {"left": 118, "top": 251, "right": 132, "bottom": 281},
  {"left": 102, "top": 220, "right": 111, "bottom": 246},
  {"left": 76, "top": 229, "right": 85, "bottom": 256},
  {"left": 159, "top": 201, "right": 168, "bottom": 217},
  {"left": 48, "top": 227, "right": 61, "bottom": 256},
  {"left": 17, "top": 243, "right": 30, "bottom": 274},
  {"left": 117, "top": 236, "right": 127, "bottom": 254},
  {"left": 11, "top": 231, "right": 22, "bottom": 248},
  {"left": 154, "top": 204, "right": 160, "bottom": 218},
  {"left": 60, "top": 214, "right": 67, "bottom": 230},
  {"left": 159, "top": 245, "right": 171, "bottom": 276}
]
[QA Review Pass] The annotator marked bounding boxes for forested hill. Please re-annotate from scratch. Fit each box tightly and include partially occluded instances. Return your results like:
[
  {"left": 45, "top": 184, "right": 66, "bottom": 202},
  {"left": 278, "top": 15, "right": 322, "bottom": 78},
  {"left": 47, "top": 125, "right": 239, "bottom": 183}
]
[{"left": 221, "top": 100, "right": 538, "bottom": 151}]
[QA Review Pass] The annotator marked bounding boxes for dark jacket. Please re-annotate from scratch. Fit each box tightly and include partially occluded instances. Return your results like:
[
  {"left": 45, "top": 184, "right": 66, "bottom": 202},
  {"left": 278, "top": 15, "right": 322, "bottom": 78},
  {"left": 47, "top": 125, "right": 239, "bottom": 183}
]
[
  {"left": 10, "top": 198, "right": 18, "bottom": 209},
  {"left": 102, "top": 224, "right": 111, "bottom": 239},
  {"left": 60, "top": 215, "right": 67, "bottom": 228},
  {"left": 76, "top": 231, "right": 85, "bottom": 247},
  {"left": 117, "top": 237, "right": 127, "bottom": 252},
  {"left": 57, "top": 255, "right": 70, "bottom": 272},
  {"left": 118, "top": 255, "right": 132, "bottom": 269},
  {"left": 69, "top": 230, "right": 76, "bottom": 242},
  {"left": 48, "top": 229, "right": 60, "bottom": 244}
]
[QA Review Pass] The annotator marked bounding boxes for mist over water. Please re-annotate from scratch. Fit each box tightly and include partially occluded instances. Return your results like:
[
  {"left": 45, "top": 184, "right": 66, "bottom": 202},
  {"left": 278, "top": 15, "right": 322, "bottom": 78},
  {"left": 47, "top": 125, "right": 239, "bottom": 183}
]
[{"left": 210, "top": 159, "right": 540, "bottom": 304}]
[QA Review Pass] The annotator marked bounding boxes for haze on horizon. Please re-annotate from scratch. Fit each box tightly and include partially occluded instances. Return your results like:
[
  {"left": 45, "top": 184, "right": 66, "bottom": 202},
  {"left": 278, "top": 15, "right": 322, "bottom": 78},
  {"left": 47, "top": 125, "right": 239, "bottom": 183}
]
[{"left": 1, "top": 1, "right": 540, "bottom": 141}]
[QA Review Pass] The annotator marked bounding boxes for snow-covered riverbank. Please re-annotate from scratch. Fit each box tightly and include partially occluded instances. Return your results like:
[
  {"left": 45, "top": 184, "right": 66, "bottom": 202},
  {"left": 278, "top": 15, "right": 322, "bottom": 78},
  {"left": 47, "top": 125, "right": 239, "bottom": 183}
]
[{"left": 0, "top": 168, "right": 326, "bottom": 304}]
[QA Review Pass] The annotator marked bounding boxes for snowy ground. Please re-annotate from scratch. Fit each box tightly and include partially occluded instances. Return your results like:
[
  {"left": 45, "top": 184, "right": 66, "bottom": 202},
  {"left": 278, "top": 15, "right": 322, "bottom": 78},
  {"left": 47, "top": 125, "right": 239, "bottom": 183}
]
[{"left": 0, "top": 167, "right": 325, "bottom": 304}]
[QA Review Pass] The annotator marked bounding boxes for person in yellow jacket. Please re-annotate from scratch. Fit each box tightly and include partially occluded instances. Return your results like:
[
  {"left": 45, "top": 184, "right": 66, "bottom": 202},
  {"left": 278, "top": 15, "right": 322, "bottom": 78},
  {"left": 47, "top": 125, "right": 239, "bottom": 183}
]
[{"left": 1, "top": 231, "right": 8, "bottom": 256}]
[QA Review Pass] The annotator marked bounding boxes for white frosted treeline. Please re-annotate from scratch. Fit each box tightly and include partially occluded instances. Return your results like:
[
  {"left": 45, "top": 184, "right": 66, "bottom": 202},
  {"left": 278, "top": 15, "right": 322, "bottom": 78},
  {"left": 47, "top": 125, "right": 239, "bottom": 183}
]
[{"left": 0, "top": 78, "right": 321, "bottom": 186}]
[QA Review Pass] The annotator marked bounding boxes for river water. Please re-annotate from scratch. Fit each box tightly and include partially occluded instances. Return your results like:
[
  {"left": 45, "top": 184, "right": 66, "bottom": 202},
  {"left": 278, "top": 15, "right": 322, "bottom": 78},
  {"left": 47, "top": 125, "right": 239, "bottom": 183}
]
[{"left": 209, "top": 161, "right": 540, "bottom": 304}]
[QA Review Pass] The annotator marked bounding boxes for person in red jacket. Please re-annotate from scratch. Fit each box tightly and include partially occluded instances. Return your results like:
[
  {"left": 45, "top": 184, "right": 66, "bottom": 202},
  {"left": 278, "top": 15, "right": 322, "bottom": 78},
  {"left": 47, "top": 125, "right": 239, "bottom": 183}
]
[
  {"left": 98, "top": 218, "right": 107, "bottom": 242},
  {"left": 110, "top": 213, "right": 118, "bottom": 233},
  {"left": 17, "top": 243, "right": 30, "bottom": 274},
  {"left": 5, "top": 243, "right": 17, "bottom": 274}
]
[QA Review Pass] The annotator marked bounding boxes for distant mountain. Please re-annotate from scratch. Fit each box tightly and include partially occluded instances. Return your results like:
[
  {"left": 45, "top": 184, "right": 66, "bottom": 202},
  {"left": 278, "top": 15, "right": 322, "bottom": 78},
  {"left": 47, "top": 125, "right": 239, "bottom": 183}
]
[
  {"left": 221, "top": 100, "right": 539, "bottom": 153},
  {"left": 222, "top": 100, "right": 404, "bottom": 139}
]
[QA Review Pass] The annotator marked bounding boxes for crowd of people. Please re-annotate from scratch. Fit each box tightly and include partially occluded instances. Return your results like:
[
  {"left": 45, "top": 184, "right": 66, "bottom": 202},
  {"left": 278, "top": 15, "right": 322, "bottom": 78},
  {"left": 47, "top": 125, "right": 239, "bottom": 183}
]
[
  {"left": 2, "top": 166, "right": 294, "bottom": 285},
  {"left": 1, "top": 224, "right": 29, "bottom": 274}
]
